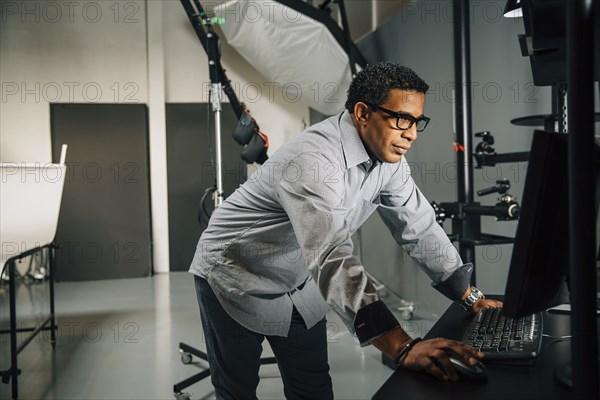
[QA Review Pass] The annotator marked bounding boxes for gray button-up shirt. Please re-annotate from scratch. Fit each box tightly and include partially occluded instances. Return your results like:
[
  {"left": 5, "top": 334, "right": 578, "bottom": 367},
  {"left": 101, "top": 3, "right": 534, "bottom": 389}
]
[{"left": 190, "top": 111, "right": 470, "bottom": 340}]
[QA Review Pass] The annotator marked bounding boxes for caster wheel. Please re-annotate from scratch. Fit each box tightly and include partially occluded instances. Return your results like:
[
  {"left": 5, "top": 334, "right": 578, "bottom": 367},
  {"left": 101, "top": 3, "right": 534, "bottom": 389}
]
[
  {"left": 180, "top": 351, "right": 193, "bottom": 364},
  {"left": 401, "top": 310, "right": 413, "bottom": 321},
  {"left": 174, "top": 391, "right": 191, "bottom": 400}
]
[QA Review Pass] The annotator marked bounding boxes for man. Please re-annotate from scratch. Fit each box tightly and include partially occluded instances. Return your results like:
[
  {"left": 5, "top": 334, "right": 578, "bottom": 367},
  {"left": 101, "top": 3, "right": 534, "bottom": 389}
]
[{"left": 189, "top": 62, "right": 502, "bottom": 399}]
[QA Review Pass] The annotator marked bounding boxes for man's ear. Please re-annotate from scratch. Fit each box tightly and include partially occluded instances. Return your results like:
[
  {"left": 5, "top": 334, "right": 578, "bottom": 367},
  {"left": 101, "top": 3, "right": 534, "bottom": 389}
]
[{"left": 353, "top": 102, "right": 370, "bottom": 125}]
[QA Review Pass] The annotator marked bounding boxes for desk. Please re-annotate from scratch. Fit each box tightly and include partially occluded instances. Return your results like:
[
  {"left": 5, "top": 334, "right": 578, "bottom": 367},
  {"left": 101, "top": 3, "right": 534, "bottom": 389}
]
[{"left": 373, "top": 301, "right": 573, "bottom": 400}]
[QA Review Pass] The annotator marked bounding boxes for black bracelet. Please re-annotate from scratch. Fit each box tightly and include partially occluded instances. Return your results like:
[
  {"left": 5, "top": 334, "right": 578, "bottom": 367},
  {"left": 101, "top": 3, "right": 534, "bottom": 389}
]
[{"left": 394, "top": 337, "right": 423, "bottom": 365}]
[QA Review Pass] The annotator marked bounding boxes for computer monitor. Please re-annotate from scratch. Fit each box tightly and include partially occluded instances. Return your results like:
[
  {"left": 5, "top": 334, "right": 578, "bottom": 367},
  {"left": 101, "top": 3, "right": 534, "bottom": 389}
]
[
  {"left": 502, "top": 130, "right": 599, "bottom": 318},
  {"left": 502, "top": 130, "right": 569, "bottom": 317}
]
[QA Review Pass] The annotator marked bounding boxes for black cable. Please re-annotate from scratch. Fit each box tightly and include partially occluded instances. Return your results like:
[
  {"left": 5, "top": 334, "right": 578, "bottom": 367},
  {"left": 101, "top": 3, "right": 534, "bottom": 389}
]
[
  {"left": 198, "top": 90, "right": 217, "bottom": 228},
  {"left": 197, "top": 186, "right": 215, "bottom": 228}
]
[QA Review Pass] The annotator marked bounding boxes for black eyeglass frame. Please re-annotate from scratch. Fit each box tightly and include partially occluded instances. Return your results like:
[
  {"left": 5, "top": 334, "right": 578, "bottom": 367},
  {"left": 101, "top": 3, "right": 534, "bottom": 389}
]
[{"left": 366, "top": 103, "right": 431, "bottom": 132}]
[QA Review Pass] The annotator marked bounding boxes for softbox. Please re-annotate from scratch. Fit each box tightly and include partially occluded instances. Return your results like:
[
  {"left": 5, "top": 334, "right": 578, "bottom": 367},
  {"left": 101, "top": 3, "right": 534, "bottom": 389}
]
[{"left": 214, "top": 0, "right": 358, "bottom": 115}]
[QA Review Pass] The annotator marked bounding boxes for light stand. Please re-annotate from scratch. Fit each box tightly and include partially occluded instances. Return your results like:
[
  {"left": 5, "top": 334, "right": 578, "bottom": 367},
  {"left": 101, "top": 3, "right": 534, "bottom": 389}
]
[
  {"left": 173, "top": 2, "right": 276, "bottom": 398},
  {"left": 205, "top": 21, "right": 224, "bottom": 207}
]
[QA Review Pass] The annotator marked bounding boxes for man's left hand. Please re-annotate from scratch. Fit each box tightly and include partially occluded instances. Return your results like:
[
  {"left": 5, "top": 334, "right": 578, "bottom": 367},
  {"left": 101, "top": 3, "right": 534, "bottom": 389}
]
[{"left": 471, "top": 298, "right": 503, "bottom": 314}]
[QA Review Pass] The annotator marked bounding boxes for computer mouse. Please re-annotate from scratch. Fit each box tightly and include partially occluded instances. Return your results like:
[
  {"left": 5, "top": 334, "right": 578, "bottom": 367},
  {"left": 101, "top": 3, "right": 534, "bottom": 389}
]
[{"left": 448, "top": 356, "right": 488, "bottom": 381}]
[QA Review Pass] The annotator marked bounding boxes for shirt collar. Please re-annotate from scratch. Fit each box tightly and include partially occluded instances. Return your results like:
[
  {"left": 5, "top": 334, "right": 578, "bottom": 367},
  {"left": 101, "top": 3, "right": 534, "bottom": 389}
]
[{"left": 339, "top": 111, "right": 373, "bottom": 170}]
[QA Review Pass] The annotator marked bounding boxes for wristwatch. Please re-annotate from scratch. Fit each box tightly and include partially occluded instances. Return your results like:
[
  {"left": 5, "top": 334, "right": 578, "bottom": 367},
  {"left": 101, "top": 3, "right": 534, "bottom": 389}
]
[{"left": 461, "top": 286, "right": 485, "bottom": 311}]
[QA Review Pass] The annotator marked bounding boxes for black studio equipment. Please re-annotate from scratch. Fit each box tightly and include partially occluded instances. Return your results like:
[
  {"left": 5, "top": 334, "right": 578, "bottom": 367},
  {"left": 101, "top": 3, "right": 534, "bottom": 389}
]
[
  {"left": 512, "top": 2, "right": 600, "bottom": 397},
  {"left": 428, "top": 1, "right": 600, "bottom": 399},
  {"left": 510, "top": 0, "right": 600, "bottom": 131},
  {"left": 179, "top": 0, "right": 269, "bottom": 229},
  {"left": 436, "top": 0, "right": 600, "bottom": 285},
  {"left": 376, "top": 0, "right": 599, "bottom": 391},
  {"left": 180, "top": 0, "right": 269, "bottom": 171},
  {"left": 233, "top": 110, "right": 269, "bottom": 165},
  {"left": 431, "top": 0, "right": 528, "bottom": 288}
]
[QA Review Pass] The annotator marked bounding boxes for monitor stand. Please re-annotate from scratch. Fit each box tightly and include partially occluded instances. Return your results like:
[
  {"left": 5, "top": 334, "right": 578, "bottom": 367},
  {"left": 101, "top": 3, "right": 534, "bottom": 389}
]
[{"left": 555, "top": 363, "right": 571, "bottom": 388}]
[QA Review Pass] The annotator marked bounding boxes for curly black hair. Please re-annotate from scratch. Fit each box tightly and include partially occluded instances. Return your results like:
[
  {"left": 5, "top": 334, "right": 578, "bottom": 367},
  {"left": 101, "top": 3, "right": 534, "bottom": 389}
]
[{"left": 345, "top": 62, "right": 429, "bottom": 113}]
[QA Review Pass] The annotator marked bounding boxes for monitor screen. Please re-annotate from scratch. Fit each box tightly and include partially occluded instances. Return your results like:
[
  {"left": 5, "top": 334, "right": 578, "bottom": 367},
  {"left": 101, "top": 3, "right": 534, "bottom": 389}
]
[{"left": 502, "top": 130, "right": 590, "bottom": 318}]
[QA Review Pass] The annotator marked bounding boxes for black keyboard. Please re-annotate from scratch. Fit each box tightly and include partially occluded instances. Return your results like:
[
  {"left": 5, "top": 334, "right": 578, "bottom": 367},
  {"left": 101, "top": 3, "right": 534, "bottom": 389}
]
[{"left": 461, "top": 307, "right": 543, "bottom": 365}]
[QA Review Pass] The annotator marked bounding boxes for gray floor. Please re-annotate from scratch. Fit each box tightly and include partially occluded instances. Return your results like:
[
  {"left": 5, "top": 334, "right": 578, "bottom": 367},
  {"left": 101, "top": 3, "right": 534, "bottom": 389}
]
[{"left": 0, "top": 272, "right": 438, "bottom": 400}]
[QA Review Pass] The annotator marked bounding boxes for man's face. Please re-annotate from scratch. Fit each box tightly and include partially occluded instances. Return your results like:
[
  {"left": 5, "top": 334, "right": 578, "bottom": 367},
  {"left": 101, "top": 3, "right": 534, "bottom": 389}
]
[{"left": 352, "top": 89, "right": 426, "bottom": 164}]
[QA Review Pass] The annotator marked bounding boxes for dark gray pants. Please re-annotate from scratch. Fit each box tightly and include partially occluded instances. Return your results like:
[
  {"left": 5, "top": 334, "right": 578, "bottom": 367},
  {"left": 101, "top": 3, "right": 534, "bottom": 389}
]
[{"left": 194, "top": 275, "right": 334, "bottom": 400}]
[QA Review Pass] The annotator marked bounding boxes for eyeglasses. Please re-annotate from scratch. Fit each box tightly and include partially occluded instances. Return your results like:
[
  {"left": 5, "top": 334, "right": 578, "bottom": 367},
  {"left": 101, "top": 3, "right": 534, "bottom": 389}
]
[{"left": 367, "top": 103, "right": 431, "bottom": 132}]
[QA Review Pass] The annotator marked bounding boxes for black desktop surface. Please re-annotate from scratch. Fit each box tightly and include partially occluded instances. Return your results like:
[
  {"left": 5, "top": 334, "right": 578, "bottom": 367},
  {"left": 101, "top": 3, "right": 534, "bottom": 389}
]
[{"left": 373, "top": 299, "right": 574, "bottom": 400}]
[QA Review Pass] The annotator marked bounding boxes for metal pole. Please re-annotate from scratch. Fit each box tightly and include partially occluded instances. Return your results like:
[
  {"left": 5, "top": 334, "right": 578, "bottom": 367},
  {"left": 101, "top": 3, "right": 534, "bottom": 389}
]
[
  {"left": 9, "top": 261, "right": 19, "bottom": 399},
  {"left": 212, "top": 82, "right": 224, "bottom": 207},
  {"left": 453, "top": 0, "right": 476, "bottom": 275},
  {"left": 453, "top": 0, "right": 474, "bottom": 204},
  {"left": 567, "top": 1, "right": 598, "bottom": 398},
  {"left": 49, "top": 244, "right": 57, "bottom": 346},
  {"left": 205, "top": 20, "right": 224, "bottom": 207}
]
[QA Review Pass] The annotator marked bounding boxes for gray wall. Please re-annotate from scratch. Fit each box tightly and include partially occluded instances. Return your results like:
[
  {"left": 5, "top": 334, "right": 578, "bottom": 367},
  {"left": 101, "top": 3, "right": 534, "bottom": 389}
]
[
  {"left": 166, "top": 104, "right": 247, "bottom": 272},
  {"left": 51, "top": 104, "right": 152, "bottom": 281},
  {"left": 356, "top": 0, "right": 553, "bottom": 316}
]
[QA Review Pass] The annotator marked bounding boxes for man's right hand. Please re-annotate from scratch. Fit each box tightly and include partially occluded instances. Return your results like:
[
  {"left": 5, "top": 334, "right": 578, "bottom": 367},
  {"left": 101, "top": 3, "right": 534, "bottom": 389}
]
[{"left": 398, "top": 337, "right": 484, "bottom": 381}]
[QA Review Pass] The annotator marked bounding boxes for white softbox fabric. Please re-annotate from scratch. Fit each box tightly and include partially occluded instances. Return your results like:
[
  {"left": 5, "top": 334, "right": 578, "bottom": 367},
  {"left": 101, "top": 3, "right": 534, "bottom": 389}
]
[{"left": 215, "top": 0, "right": 356, "bottom": 115}]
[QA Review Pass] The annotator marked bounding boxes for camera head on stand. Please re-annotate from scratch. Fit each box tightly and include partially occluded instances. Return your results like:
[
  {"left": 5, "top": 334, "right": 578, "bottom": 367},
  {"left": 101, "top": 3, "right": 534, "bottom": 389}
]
[
  {"left": 495, "top": 195, "right": 521, "bottom": 221},
  {"left": 477, "top": 178, "right": 511, "bottom": 196},
  {"left": 474, "top": 131, "right": 495, "bottom": 155},
  {"left": 477, "top": 179, "right": 520, "bottom": 221}
]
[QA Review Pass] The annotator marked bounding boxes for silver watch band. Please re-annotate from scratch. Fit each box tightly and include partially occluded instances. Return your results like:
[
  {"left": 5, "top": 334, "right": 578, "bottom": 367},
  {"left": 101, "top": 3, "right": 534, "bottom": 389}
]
[{"left": 461, "top": 286, "right": 485, "bottom": 311}]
